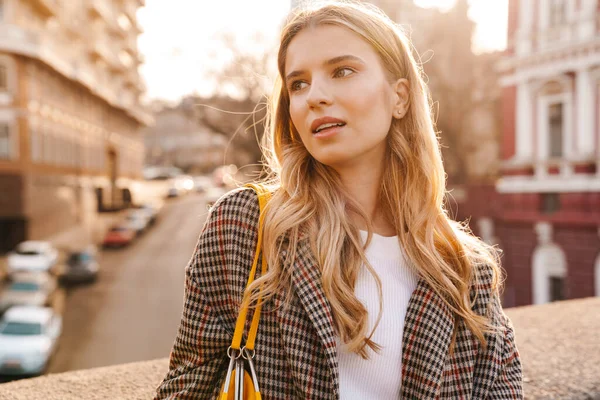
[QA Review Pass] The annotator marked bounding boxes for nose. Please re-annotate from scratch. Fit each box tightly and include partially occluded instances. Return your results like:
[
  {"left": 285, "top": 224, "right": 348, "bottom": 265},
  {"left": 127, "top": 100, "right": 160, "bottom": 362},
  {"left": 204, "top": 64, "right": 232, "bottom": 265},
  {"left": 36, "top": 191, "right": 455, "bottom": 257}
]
[{"left": 305, "top": 78, "right": 332, "bottom": 108}]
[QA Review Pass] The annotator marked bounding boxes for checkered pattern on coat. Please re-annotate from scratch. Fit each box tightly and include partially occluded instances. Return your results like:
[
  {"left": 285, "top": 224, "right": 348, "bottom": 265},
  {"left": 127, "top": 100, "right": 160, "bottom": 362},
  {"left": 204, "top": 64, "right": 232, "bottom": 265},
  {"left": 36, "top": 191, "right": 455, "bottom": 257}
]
[{"left": 154, "top": 187, "right": 523, "bottom": 399}]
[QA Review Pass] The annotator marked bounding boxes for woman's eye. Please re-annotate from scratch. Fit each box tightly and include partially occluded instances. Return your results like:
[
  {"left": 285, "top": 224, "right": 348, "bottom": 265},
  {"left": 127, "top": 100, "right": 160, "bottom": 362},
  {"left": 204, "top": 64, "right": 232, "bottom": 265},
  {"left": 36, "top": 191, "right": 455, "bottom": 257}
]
[
  {"left": 333, "top": 67, "right": 354, "bottom": 78},
  {"left": 290, "top": 81, "right": 308, "bottom": 92}
]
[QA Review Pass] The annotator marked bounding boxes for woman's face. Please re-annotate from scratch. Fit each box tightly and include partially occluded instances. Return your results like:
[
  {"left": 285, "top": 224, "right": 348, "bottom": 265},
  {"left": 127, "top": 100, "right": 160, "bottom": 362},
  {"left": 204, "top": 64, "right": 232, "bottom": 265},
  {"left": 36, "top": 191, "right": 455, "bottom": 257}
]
[{"left": 284, "top": 24, "right": 399, "bottom": 170}]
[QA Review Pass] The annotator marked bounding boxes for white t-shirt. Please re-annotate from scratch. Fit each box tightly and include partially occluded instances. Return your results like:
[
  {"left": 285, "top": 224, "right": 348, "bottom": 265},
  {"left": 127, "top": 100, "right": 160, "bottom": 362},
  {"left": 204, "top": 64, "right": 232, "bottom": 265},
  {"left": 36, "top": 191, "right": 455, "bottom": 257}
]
[{"left": 336, "top": 231, "right": 419, "bottom": 399}]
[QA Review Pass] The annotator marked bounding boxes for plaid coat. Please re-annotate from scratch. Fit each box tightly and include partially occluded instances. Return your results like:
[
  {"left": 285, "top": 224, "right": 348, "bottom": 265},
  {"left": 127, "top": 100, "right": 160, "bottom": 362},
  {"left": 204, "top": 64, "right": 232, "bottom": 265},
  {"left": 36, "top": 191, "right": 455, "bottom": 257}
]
[{"left": 155, "top": 187, "right": 523, "bottom": 399}]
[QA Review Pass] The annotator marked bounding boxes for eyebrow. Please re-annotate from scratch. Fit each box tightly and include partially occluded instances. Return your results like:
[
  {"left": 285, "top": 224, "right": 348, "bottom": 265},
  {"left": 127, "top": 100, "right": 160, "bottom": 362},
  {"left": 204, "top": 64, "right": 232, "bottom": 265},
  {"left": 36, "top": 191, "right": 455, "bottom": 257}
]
[{"left": 285, "top": 55, "right": 366, "bottom": 84}]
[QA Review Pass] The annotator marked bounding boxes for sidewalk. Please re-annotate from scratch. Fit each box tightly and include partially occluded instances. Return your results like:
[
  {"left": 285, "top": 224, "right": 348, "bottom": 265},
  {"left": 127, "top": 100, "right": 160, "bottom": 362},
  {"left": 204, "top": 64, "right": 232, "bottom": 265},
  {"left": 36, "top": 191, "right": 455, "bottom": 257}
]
[{"left": 45, "top": 211, "right": 127, "bottom": 254}]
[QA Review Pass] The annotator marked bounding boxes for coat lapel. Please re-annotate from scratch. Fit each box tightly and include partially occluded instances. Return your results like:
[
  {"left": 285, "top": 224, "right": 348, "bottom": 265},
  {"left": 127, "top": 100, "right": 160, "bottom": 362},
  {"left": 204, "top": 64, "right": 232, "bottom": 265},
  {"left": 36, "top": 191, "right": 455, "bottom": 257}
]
[
  {"left": 276, "top": 240, "right": 339, "bottom": 399},
  {"left": 401, "top": 278, "right": 455, "bottom": 399}
]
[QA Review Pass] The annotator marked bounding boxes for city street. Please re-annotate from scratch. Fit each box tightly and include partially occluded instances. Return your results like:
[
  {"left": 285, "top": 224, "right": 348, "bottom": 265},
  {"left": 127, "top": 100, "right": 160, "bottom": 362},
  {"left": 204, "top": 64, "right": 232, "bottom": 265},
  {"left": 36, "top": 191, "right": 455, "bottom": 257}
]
[{"left": 47, "top": 193, "right": 210, "bottom": 373}]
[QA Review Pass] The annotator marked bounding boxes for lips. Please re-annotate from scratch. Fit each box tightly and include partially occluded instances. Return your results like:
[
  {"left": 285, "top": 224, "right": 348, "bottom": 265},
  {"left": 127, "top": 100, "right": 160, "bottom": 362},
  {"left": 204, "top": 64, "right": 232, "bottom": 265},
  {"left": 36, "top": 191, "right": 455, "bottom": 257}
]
[{"left": 310, "top": 116, "right": 346, "bottom": 134}]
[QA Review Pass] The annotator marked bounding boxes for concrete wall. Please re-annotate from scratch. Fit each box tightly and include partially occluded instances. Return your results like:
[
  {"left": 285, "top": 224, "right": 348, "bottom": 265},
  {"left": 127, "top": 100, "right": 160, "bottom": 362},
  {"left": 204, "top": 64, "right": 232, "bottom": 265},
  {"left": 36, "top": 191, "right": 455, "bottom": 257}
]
[{"left": 0, "top": 297, "right": 598, "bottom": 399}]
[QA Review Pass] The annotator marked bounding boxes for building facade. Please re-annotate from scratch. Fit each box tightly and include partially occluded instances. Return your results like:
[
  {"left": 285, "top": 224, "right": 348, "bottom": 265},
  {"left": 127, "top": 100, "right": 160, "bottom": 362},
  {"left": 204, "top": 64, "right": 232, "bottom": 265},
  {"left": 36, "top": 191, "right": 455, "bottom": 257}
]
[
  {"left": 492, "top": 0, "right": 600, "bottom": 306},
  {"left": 0, "top": 0, "right": 151, "bottom": 252},
  {"left": 144, "top": 103, "right": 226, "bottom": 174}
]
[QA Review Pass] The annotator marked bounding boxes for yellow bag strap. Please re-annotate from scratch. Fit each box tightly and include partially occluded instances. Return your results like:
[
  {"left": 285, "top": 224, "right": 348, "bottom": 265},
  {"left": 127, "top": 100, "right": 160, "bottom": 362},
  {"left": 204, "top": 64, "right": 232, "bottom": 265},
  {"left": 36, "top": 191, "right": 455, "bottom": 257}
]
[{"left": 230, "top": 183, "right": 271, "bottom": 351}]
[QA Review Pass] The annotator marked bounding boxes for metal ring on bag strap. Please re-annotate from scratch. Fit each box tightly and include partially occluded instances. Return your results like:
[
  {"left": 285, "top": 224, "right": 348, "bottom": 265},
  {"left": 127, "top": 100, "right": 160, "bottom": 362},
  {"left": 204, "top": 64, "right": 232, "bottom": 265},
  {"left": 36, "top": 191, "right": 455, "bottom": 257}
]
[
  {"left": 227, "top": 346, "right": 242, "bottom": 360},
  {"left": 241, "top": 346, "right": 255, "bottom": 360}
]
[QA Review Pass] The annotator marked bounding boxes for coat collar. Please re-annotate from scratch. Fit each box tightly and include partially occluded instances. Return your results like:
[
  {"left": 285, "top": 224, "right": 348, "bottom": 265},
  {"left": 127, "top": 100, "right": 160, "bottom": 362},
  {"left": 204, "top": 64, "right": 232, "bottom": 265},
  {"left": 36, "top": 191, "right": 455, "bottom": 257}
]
[{"left": 276, "top": 238, "right": 456, "bottom": 399}]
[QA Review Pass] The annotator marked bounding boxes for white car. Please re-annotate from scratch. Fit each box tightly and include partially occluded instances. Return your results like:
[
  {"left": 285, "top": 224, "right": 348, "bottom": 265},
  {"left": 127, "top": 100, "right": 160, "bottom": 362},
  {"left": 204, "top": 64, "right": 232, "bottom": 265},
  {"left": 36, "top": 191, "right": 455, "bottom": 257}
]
[
  {"left": 193, "top": 176, "right": 212, "bottom": 193},
  {"left": 0, "top": 306, "right": 62, "bottom": 376},
  {"left": 205, "top": 187, "right": 228, "bottom": 208},
  {"left": 133, "top": 202, "right": 161, "bottom": 225},
  {"left": 0, "top": 272, "right": 57, "bottom": 312},
  {"left": 124, "top": 210, "right": 151, "bottom": 235},
  {"left": 7, "top": 241, "right": 59, "bottom": 275}
]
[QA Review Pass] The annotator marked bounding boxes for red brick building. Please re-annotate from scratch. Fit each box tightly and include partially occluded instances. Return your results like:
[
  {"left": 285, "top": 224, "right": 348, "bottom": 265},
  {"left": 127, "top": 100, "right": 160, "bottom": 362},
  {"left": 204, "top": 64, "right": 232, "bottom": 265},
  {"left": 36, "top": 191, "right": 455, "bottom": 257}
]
[{"left": 464, "top": 0, "right": 600, "bottom": 307}]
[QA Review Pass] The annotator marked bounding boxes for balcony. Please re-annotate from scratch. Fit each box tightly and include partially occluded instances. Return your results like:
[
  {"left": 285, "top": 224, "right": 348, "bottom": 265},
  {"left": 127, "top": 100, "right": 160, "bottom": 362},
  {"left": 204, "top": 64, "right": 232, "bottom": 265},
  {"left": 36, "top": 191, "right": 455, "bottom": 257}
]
[
  {"left": 89, "top": 0, "right": 120, "bottom": 33},
  {"left": 24, "top": 0, "right": 58, "bottom": 19},
  {"left": 88, "top": 0, "right": 111, "bottom": 20},
  {"left": 131, "top": 17, "right": 144, "bottom": 34},
  {"left": 0, "top": 23, "right": 40, "bottom": 57},
  {"left": 114, "top": 14, "right": 132, "bottom": 39},
  {"left": 89, "top": 40, "right": 112, "bottom": 64},
  {"left": 124, "top": 71, "right": 146, "bottom": 93},
  {"left": 0, "top": 298, "right": 597, "bottom": 399},
  {"left": 124, "top": 34, "right": 138, "bottom": 55},
  {"left": 498, "top": 158, "right": 599, "bottom": 194},
  {"left": 124, "top": 1, "right": 138, "bottom": 25},
  {"left": 0, "top": 23, "right": 150, "bottom": 127}
]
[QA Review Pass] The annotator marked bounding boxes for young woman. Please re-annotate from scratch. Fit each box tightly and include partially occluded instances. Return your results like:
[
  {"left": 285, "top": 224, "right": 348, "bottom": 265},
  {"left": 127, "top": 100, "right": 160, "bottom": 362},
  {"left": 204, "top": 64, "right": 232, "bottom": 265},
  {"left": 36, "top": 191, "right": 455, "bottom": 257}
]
[{"left": 155, "top": 1, "right": 523, "bottom": 399}]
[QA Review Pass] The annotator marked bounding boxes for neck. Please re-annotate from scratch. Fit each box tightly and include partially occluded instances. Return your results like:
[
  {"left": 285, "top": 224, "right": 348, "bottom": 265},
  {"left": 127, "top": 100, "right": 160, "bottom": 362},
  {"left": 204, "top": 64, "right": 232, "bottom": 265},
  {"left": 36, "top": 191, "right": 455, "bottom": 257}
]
[{"left": 333, "top": 161, "right": 395, "bottom": 237}]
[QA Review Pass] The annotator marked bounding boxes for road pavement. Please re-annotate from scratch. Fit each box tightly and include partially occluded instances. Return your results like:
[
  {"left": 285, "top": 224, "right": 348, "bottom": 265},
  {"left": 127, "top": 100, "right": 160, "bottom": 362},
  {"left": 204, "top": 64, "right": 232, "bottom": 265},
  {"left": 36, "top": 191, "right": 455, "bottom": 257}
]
[{"left": 47, "top": 193, "right": 210, "bottom": 373}]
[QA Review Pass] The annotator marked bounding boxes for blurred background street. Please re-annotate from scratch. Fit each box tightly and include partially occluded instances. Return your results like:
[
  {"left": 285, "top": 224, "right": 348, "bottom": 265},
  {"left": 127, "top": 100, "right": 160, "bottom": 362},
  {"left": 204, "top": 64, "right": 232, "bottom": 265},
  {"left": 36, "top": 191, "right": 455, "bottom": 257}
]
[
  {"left": 47, "top": 193, "right": 207, "bottom": 373},
  {"left": 0, "top": 0, "right": 599, "bottom": 393}
]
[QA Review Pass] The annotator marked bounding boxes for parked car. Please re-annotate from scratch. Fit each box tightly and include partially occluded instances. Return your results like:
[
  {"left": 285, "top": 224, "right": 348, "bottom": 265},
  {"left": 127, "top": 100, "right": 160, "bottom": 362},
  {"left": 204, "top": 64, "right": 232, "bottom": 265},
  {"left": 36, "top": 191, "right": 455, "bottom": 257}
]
[
  {"left": 205, "top": 187, "right": 228, "bottom": 208},
  {"left": 0, "top": 306, "right": 62, "bottom": 376},
  {"left": 193, "top": 176, "right": 212, "bottom": 194},
  {"left": 102, "top": 225, "right": 136, "bottom": 248},
  {"left": 166, "top": 185, "right": 180, "bottom": 198},
  {"left": 124, "top": 210, "right": 151, "bottom": 236},
  {"left": 132, "top": 203, "right": 161, "bottom": 225},
  {"left": 0, "top": 272, "right": 57, "bottom": 313},
  {"left": 175, "top": 175, "right": 194, "bottom": 194},
  {"left": 7, "top": 241, "right": 59, "bottom": 275},
  {"left": 59, "top": 247, "right": 99, "bottom": 284}
]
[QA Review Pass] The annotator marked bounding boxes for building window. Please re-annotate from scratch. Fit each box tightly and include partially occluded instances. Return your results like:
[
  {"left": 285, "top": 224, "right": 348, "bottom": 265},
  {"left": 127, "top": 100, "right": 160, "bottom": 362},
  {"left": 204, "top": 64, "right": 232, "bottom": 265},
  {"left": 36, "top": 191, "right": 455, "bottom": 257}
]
[
  {"left": 549, "top": 276, "right": 565, "bottom": 302},
  {"left": 31, "top": 128, "right": 41, "bottom": 162},
  {"left": 0, "top": 123, "right": 10, "bottom": 159},
  {"left": 548, "top": 102, "right": 563, "bottom": 158},
  {"left": 595, "top": 255, "right": 600, "bottom": 297},
  {"left": 43, "top": 130, "right": 52, "bottom": 164},
  {"left": 532, "top": 222, "right": 567, "bottom": 304},
  {"left": 541, "top": 193, "right": 560, "bottom": 214},
  {"left": 0, "top": 64, "right": 7, "bottom": 92},
  {"left": 549, "top": 0, "right": 567, "bottom": 27}
]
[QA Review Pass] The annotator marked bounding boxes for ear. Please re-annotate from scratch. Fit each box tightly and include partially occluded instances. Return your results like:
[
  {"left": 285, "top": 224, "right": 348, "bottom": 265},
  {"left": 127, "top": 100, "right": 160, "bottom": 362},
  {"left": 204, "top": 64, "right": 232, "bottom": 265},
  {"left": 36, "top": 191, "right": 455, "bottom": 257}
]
[{"left": 392, "top": 78, "right": 410, "bottom": 119}]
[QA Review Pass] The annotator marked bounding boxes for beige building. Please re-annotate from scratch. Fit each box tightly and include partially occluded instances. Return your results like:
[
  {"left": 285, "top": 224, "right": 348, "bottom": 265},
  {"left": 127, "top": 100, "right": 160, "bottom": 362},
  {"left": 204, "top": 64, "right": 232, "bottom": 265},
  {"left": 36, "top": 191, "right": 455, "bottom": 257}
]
[
  {"left": 144, "top": 104, "right": 226, "bottom": 174},
  {"left": 0, "top": 0, "right": 151, "bottom": 252}
]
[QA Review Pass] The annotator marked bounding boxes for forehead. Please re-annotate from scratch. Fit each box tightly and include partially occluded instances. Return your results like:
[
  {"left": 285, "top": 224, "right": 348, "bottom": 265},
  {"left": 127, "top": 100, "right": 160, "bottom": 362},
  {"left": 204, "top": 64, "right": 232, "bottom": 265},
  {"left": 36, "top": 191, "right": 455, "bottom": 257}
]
[{"left": 285, "top": 24, "right": 380, "bottom": 74}]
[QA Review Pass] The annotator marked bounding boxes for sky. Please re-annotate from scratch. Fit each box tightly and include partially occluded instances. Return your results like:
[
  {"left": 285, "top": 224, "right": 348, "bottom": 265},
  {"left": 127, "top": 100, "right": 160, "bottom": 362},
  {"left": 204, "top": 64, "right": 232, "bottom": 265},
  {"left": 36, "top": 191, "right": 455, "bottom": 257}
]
[{"left": 138, "top": 0, "right": 508, "bottom": 102}]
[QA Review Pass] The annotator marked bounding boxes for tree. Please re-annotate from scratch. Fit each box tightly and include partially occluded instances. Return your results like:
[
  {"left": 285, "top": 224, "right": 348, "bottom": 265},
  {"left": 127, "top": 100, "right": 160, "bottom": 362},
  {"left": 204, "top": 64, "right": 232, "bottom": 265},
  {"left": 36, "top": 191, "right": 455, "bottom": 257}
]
[
  {"left": 404, "top": 0, "right": 501, "bottom": 184},
  {"left": 184, "top": 33, "right": 275, "bottom": 170}
]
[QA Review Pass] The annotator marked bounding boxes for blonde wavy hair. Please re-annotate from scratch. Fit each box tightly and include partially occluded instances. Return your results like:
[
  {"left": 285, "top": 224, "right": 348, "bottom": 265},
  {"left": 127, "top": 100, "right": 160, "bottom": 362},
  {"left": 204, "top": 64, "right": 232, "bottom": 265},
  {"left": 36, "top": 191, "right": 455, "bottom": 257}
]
[{"left": 246, "top": 0, "right": 502, "bottom": 359}]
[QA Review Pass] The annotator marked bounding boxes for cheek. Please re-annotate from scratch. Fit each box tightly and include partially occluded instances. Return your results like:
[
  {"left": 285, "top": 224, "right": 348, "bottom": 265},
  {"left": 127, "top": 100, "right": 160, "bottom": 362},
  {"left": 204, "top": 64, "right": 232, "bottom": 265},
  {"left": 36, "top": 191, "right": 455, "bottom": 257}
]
[
  {"left": 289, "top": 100, "right": 308, "bottom": 136},
  {"left": 349, "top": 84, "right": 394, "bottom": 128},
  {"left": 288, "top": 102, "right": 300, "bottom": 126},
  {"left": 347, "top": 81, "right": 392, "bottom": 119}
]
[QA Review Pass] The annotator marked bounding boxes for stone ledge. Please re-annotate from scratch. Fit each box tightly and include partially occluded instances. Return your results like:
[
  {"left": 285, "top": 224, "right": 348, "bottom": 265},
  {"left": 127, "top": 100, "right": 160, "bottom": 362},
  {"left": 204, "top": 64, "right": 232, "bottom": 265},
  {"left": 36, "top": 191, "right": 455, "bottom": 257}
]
[
  {"left": 505, "top": 297, "right": 600, "bottom": 399},
  {"left": 0, "top": 358, "right": 168, "bottom": 400},
  {"left": 0, "top": 297, "right": 598, "bottom": 399}
]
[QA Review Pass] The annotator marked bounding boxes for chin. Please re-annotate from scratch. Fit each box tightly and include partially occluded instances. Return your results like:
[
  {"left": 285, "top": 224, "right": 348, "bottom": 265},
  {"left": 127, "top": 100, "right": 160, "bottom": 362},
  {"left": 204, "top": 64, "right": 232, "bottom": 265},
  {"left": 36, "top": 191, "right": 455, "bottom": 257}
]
[{"left": 312, "top": 153, "right": 349, "bottom": 169}]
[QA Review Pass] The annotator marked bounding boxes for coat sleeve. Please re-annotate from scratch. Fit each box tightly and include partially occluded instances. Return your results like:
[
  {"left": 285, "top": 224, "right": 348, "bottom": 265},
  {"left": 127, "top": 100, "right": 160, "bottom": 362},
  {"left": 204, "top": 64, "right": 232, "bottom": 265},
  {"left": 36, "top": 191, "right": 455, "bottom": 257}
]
[
  {"left": 153, "top": 269, "right": 231, "bottom": 399},
  {"left": 488, "top": 300, "right": 524, "bottom": 399},
  {"left": 154, "top": 188, "right": 260, "bottom": 399}
]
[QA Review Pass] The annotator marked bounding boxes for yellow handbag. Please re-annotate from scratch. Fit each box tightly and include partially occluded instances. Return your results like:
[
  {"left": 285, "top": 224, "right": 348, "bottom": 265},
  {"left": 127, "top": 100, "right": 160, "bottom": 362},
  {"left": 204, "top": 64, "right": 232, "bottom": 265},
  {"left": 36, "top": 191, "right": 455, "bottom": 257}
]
[{"left": 220, "top": 183, "right": 271, "bottom": 400}]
